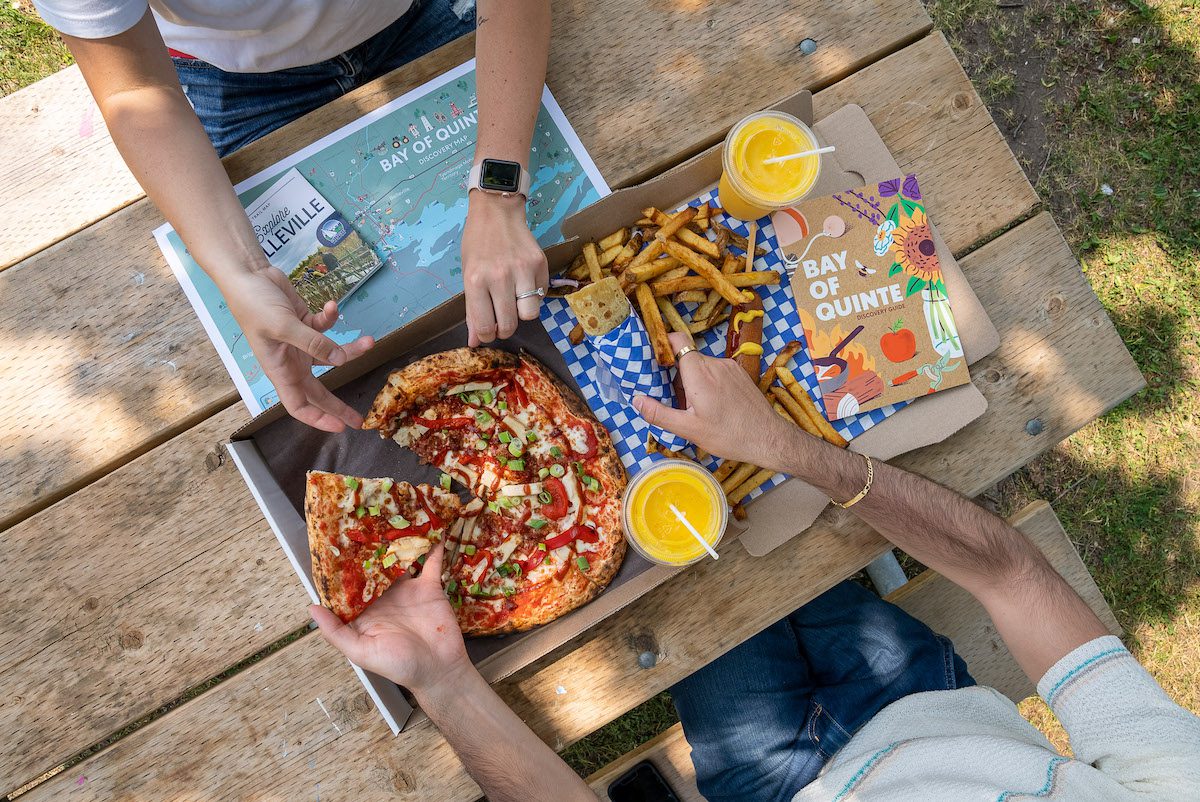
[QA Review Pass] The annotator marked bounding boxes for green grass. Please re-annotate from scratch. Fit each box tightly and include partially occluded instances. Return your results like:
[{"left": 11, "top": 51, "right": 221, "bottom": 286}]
[
  {"left": 3, "top": 0, "right": 1198, "bottom": 784},
  {"left": 0, "top": 4, "right": 72, "bottom": 98}
]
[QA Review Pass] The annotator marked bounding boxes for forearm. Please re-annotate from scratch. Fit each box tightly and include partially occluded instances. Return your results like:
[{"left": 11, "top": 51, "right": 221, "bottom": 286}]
[
  {"left": 105, "top": 89, "right": 266, "bottom": 282},
  {"left": 473, "top": 0, "right": 551, "bottom": 168},
  {"left": 771, "top": 429, "right": 1108, "bottom": 679},
  {"left": 416, "top": 663, "right": 593, "bottom": 802},
  {"left": 66, "top": 13, "right": 265, "bottom": 292}
]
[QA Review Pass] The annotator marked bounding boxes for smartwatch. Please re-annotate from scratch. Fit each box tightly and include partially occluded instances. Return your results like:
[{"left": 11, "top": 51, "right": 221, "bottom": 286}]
[{"left": 469, "top": 158, "right": 531, "bottom": 200}]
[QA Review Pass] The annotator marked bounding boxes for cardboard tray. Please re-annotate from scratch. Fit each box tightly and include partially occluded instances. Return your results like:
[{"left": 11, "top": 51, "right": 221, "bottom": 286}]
[{"left": 227, "top": 92, "right": 999, "bottom": 732}]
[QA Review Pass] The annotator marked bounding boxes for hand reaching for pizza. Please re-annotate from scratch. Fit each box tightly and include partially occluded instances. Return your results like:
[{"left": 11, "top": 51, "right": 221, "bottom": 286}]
[
  {"left": 633, "top": 332, "right": 799, "bottom": 470},
  {"left": 309, "top": 544, "right": 469, "bottom": 693},
  {"left": 222, "top": 266, "right": 375, "bottom": 433}
]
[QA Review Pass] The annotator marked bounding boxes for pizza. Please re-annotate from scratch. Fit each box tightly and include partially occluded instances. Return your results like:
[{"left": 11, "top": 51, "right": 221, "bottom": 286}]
[
  {"left": 307, "top": 348, "right": 626, "bottom": 636},
  {"left": 305, "top": 470, "right": 463, "bottom": 622}
]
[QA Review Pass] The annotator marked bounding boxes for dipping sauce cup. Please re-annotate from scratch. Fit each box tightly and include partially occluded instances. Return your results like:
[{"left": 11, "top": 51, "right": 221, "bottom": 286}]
[
  {"left": 719, "top": 110, "right": 823, "bottom": 221},
  {"left": 622, "top": 461, "right": 728, "bottom": 567}
]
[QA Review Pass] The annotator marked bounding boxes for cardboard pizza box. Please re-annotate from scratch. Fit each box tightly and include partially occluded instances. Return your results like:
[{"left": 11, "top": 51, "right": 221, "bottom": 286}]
[{"left": 226, "top": 90, "right": 999, "bottom": 733}]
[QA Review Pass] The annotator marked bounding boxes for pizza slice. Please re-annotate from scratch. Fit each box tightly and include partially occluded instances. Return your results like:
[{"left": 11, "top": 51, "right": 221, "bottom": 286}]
[{"left": 305, "top": 470, "right": 463, "bottom": 622}]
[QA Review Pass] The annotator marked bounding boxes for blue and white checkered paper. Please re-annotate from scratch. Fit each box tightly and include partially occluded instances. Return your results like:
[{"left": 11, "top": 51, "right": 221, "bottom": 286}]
[
  {"left": 587, "top": 311, "right": 692, "bottom": 452},
  {"left": 540, "top": 186, "right": 906, "bottom": 506}
]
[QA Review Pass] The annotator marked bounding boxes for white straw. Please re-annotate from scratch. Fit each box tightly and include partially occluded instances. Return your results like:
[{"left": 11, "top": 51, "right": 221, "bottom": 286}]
[
  {"left": 763, "top": 145, "right": 837, "bottom": 165},
  {"left": 669, "top": 503, "right": 719, "bottom": 560}
]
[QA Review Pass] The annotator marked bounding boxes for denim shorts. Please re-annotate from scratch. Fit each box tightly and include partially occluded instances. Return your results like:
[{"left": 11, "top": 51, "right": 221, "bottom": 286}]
[
  {"left": 670, "top": 580, "right": 975, "bottom": 802},
  {"left": 173, "top": 0, "right": 476, "bottom": 156}
]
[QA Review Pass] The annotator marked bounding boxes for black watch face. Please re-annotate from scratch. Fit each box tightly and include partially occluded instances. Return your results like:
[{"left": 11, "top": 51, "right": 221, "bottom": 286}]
[{"left": 480, "top": 159, "right": 522, "bottom": 192}]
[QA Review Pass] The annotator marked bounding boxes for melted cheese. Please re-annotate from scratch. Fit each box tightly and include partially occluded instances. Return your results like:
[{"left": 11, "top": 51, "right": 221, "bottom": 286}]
[
  {"left": 442, "top": 453, "right": 479, "bottom": 489},
  {"left": 564, "top": 425, "right": 591, "bottom": 454}
]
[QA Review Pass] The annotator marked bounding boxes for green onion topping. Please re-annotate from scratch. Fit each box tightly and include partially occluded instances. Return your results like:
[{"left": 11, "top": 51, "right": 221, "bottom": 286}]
[
  {"left": 508, "top": 440, "right": 524, "bottom": 457},
  {"left": 538, "top": 467, "right": 550, "bottom": 479},
  {"left": 498, "top": 431, "right": 512, "bottom": 444},
  {"left": 508, "top": 459, "right": 525, "bottom": 471},
  {"left": 549, "top": 464, "right": 566, "bottom": 478},
  {"left": 538, "top": 490, "right": 552, "bottom": 504},
  {"left": 498, "top": 400, "right": 508, "bottom": 410},
  {"left": 446, "top": 578, "right": 458, "bottom": 594},
  {"left": 382, "top": 553, "right": 398, "bottom": 568},
  {"left": 526, "top": 431, "right": 538, "bottom": 442},
  {"left": 468, "top": 582, "right": 482, "bottom": 595},
  {"left": 379, "top": 478, "right": 392, "bottom": 492},
  {"left": 488, "top": 501, "right": 499, "bottom": 513},
  {"left": 528, "top": 518, "right": 548, "bottom": 529},
  {"left": 577, "top": 556, "right": 591, "bottom": 571},
  {"left": 481, "top": 389, "right": 494, "bottom": 405},
  {"left": 368, "top": 504, "right": 381, "bottom": 517},
  {"left": 355, "top": 506, "right": 366, "bottom": 518},
  {"left": 344, "top": 476, "right": 360, "bottom": 490},
  {"left": 550, "top": 446, "right": 563, "bottom": 458},
  {"left": 389, "top": 515, "right": 410, "bottom": 529},
  {"left": 463, "top": 545, "right": 477, "bottom": 556},
  {"left": 538, "top": 542, "right": 548, "bottom": 551},
  {"left": 440, "top": 473, "right": 452, "bottom": 490},
  {"left": 475, "top": 410, "right": 493, "bottom": 427},
  {"left": 416, "top": 553, "right": 426, "bottom": 565},
  {"left": 467, "top": 393, "right": 481, "bottom": 406}
]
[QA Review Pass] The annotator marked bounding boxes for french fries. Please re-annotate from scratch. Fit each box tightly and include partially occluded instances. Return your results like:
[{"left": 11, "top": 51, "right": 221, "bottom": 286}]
[
  {"left": 769, "top": 386, "right": 823, "bottom": 438},
  {"left": 727, "top": 467, "right": 775, "bottom": 505},
  {"left": 612, "top": 232, "right": 644, "bottom": 273},
  {"left": 712, "top": 460, "right": 741, "bottom": 482},
  {"left": 694, "top": 202, "right": 710, "bottom": 231},
  {"left": 626, "top": 254, "right": 683, "bottom": 284},
  {"left": 599, "top": 227, "right": 628, "bottom": 251},
  {"left": 720, "top": 462, "right": 759, "bottom": 494},
  {"left": 654, "top": 206, "right": 697, "bottom": 242},
  {"left": 688, "top": 309, "right": 728, "bottom": 334},
  {"left": 656, "top": 297, "right": 694, "bottom": 339},
  {"left": 662, "top": 241, "right": 757, "bottom": 304},
  {"left": 646, "top": 434, "right": 693, "bottom": 461},
  {"left": 599, "top": 243, "right": 623, "bottom": 268},
  {"left": 675, "top": 290, "right": 709, "bottom": 304},
  {"left": 625, "top": 238, "right": 665, "bottom": 273},
  {"left": 635, "top": 282, "right": 674, "bottom": 367},
  {"left": 713, "top": 222, "right": 768, "bottom": 256},
  {"left": 583, "top": 242, "right": 603, "bottom": 283},
  {"left": 650, "top": 270, "right": 780, "bottom": 297},
  {"left": 759, "top": 340, "right": 804, "bottom": 391},
  {"left": 776, "top": 366, "right": 850, "bottom": 448}
]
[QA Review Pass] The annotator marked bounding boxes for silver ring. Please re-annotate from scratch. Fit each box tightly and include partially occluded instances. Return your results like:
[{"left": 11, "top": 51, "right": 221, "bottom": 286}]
[
  {"left": 515, "top": 287, "right": 546, "bottom": 300},
  {"left": 674, "top": 345, "right": 698, "bottom": 362}
]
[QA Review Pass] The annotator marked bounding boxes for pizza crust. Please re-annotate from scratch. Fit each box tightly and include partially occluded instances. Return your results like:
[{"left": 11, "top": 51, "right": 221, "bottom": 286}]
[
  {"left": 364, "top": 347, "right": 519, "bottom": 435},
  {"left": 305, "top": 470, "right": 361, "bottom": 622}
]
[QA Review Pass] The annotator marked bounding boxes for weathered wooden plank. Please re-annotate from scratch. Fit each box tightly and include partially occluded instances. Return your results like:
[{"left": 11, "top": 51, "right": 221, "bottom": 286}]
[
  {"left": 0, "top": 29, "right": 1018, "bottom": 540},
  {"left": 0, "top": 66, "right": 141, "bottom": 272},
  {"left": 16, "top": 211, "right": 1143, "bottom": 801},
  {"left": 585, "top": 500, "right": 1124, "bottom": 801},
  {"left": 0, "top": 0, "right": 930, "bottom": 273}
]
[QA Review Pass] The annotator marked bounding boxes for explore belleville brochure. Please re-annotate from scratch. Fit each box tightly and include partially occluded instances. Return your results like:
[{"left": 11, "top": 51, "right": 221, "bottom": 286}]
[
  {"left": 249, "top": 168, "right": 385, "bottom": 316},
  {"left": 154, "top": 59, "right": 608, "bottom": 415},
  {"left": 772, "top": 174, "right": 968, "bottom": 420}
]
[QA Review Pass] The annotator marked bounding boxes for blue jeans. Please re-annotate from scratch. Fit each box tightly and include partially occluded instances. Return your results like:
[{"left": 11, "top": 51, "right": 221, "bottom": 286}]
[
  {"left": 671, "top": 580, "right": 974, "bottom": 802},
  {"left": 173, "top": 0, "right": 476, "bottom": 156}
]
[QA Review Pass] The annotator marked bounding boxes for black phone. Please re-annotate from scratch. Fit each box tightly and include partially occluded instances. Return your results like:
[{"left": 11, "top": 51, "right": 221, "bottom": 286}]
[{"left": 607, "top": 760, "right": 682, "bottom": 802}]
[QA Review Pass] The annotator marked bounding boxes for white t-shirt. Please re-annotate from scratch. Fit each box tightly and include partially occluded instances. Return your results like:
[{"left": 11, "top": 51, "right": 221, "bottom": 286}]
[{"left": 34, "top": 1, "right": 413, "bottom": 72}]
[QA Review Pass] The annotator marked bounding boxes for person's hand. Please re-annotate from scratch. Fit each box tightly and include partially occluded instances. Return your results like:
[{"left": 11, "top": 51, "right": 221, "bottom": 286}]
[
  {"left": 633, "top": 332, "right": 802, "bottom": 468},
  {"left": 461, "top": 190, "right": 548, "bottom": 346},
  {"left": 309, "top": 544, "right": 470, "bottom": 693},
  {"left": 221, "top": 266, "right": 374, "bottom": 432}
]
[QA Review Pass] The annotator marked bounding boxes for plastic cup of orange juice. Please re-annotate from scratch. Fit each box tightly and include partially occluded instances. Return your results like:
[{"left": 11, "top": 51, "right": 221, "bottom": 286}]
[
  {"left": 622, "top": 461, "right": 728, "bottom": 567},
  {"left": 719, "top": 110, "right": 823, "bottom": 221}
]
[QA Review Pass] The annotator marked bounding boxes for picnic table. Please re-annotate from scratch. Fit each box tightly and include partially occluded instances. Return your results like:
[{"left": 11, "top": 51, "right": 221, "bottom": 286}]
[{"left": 0, "top": 2, "right": 1143, "bottom": 799}]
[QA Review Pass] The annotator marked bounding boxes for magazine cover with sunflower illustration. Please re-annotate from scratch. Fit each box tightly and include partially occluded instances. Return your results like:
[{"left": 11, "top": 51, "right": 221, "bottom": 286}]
[{"left": 772, "top": 173, "right": 968, "bottom": 420}]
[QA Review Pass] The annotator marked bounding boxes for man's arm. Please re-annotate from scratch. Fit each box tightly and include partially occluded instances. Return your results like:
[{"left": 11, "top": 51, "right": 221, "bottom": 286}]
[
  {"left": 61, "top": 11, "right": 371, "bottom": 431},
  {"left": 461, "top": 1, "right": 552, "bottom": 346},
  {"left": 310, "top": 546, "right": 593, "bottom": 802},
  {"left": 635, "top": 334, "right": 1110, "bottom": 684}
]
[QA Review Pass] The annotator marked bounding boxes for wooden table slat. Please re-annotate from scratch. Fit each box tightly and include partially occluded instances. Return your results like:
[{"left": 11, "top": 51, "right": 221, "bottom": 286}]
[
  {"left": 0, "top": 8, "right": 967, "bottom": 532},
  {"left": 12, "top": 210, "right": 1143, "bottom": 800}
]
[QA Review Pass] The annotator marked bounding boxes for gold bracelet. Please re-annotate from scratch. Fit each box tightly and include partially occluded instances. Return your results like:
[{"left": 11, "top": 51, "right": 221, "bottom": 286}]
[{"left": 832, "top": 455, "right": 873, "bottom": 509}]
